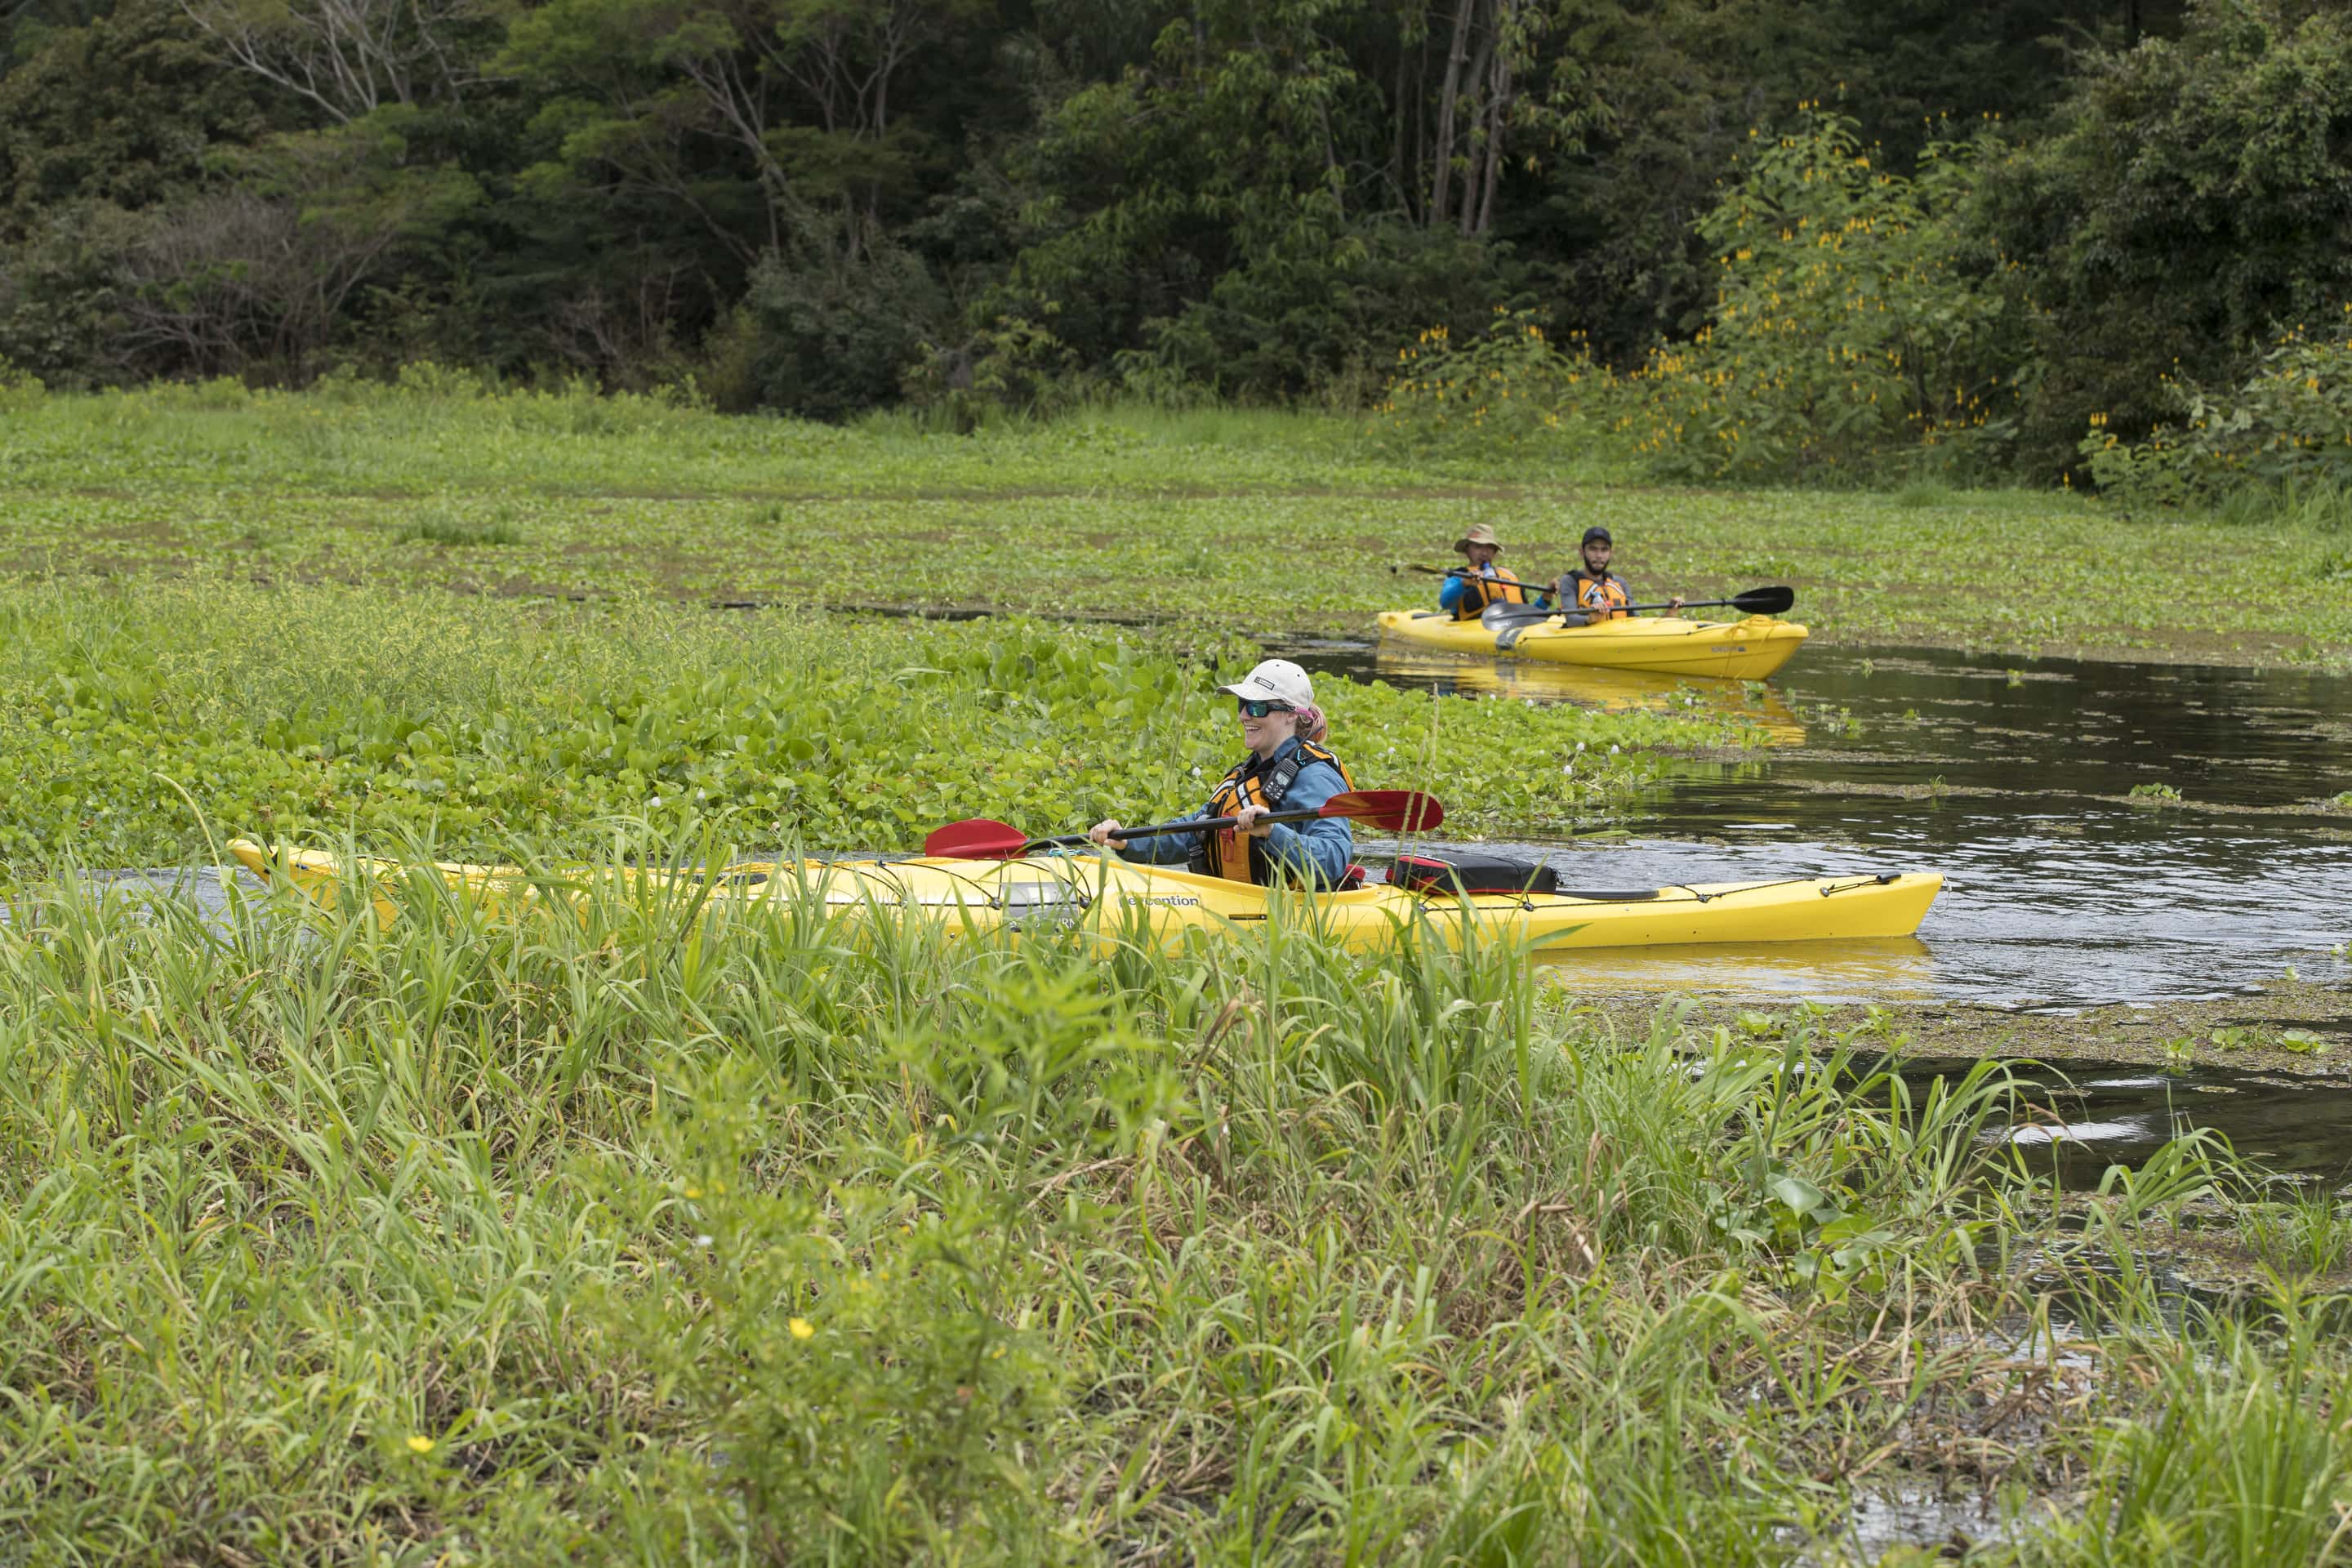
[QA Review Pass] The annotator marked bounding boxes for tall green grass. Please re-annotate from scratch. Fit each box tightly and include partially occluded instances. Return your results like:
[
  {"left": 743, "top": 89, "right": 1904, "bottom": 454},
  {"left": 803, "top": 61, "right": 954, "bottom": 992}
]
[{"left": 2, "top": 828, "right": 2344, "bottom": 1561}]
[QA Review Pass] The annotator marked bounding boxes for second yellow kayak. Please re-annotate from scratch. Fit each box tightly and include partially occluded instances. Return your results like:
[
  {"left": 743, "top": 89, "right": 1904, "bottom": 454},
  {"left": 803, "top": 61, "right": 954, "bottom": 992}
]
[{"left": 1378, "top": 609, "right": 1808, "bottom": 679}]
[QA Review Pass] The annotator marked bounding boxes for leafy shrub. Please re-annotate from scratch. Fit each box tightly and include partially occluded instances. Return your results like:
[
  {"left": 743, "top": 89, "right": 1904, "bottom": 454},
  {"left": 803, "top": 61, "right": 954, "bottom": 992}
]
[
  {"left": 1125, "top": 221, "right": 1538, "bottom": 407},
  {"left": 399, "top": 508, "right": 523, "bottom": 546},
  {"left": 1604, "top": 105, "right": 2030, "bottom": 484},
  {"left": 0, "top": 202, "right": 142, "bottom": 387},
  {"left": 900, "top": 313, "right": 1091, "bottom": 429},
  {"left": 1974, "top": 2, "right": 2352, "bottom": 479},
  {"left": 0, "top": 352, "right": 42, "bottom": 412},
  {"left": 734, "top": 222, "right": 951, "bottom": 422},
  {"left": 1370, "top": 307, "right": 1615, "bottom": 459},
  {"left": 2080, "top": 325, "right": 2352, "bottom": 508}
]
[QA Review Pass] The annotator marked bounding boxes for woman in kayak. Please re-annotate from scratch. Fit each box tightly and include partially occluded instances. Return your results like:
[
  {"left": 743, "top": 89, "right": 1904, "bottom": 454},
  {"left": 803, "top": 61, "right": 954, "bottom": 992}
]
[
  {"left": 1086, "top": 658, "right": 1355, "bottom": 886},
  {"left": 1441, "top": 524, "right": 1545, "bottom": 619},
  {"left": 1555, "top": 525, "right": 1679, "bottom": 621}
]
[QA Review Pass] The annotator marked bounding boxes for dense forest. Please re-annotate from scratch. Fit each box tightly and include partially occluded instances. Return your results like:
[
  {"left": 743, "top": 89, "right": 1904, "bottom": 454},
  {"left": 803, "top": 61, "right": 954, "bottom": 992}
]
[{"left": 5, "top": 0, "right": 2352, "bottom": 490}]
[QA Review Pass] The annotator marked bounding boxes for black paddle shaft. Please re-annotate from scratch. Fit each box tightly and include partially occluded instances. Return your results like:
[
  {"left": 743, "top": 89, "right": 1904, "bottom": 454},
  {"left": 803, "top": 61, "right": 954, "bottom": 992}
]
[
  {"left": 1409, "top": 566, "right": 1791, "bottom": 616},
  {"left": 1405, "top": 565, "right": 1554, "bottom": 606},
  {"left": 1480, "top": 585, "right": 1796, "bottom": 623},
  {"left": 1026, "top": 804, "right": 1332, "bottom": 853}
]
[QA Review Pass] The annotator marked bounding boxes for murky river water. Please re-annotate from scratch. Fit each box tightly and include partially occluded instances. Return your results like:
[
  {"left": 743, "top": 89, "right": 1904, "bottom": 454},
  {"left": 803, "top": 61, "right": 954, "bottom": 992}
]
[
  {"left": 1285, "top": 637, "right": 2352, "bottom": 1010},
  {"left": 1939, "top": 1055, "right": 2352, "bottom": 1187}
]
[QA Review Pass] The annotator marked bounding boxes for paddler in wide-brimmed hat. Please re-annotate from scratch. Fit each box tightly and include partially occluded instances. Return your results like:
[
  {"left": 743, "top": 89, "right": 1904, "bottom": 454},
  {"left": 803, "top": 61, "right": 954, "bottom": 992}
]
[{"left": 1440, "top": 523, "right": 1546, "bottom": 621}]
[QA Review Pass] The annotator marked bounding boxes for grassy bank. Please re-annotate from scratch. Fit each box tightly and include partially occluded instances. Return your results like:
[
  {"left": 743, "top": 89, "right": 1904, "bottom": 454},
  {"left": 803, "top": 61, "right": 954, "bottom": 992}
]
[
  {"left": 3, "top": 381, "right": 2347, "bottom": 667},
  {"left": 0, "top": 581, "right": 1748, "bottom": 871},
  {"left": 2, "top": 856, "right": 2349, "bottom": 1562}
]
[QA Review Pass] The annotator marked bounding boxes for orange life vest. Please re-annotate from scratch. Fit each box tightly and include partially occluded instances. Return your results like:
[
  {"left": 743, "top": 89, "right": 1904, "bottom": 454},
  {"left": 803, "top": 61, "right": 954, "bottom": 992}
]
[
  {"left": 1194, "top": 740, "right": 1356, "bottom": 884},
  {"left": 1561, "top": 569, "right": 1630, "bottom": 621},
  {"left": 1453, "top": 567, "right": 1529, "bottom": 620}
]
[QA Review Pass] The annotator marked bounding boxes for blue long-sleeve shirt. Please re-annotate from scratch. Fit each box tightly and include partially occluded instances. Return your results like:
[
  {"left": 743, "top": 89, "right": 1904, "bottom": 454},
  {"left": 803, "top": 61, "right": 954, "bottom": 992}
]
[
  {"left": 1440, "top": 565, "right": 1549, "bottom": 617},
  {"left": 1117, "top": 737, "right": 1354, "bottom": 886}
]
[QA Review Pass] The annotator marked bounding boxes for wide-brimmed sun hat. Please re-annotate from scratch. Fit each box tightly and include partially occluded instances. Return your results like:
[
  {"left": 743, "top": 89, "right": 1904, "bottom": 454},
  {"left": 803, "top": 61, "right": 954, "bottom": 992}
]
[
  {"left": 1218, "top": 658, "right": 1314, "bottom": 709},
  {"left": 1453, "top": 523, "right": 1503, "bottom": 554}
]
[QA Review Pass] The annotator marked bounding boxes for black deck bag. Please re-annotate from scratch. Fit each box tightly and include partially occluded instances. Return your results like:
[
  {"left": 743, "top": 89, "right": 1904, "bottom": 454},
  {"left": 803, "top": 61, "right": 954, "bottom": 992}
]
[{"left": 1388, "top": 850, "right": 1559, "bottom": 895}]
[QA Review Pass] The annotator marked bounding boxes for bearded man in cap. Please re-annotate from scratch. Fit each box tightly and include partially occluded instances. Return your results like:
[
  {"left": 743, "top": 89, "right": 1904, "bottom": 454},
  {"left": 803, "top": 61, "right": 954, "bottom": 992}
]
[{"left": 1555, "top": 526, "right": 1679, "bottom": 622}]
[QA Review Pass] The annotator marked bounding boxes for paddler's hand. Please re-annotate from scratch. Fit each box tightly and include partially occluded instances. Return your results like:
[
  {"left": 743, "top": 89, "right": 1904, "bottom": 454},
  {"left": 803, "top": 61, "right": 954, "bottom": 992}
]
[
  {"left": 1667, "top": 596, "right": 1685, "bottom": 616},
  {"left": 1086, "top": 818, "right": 1125, "bottom": 846},
  {"left": 1230, "top": 804, "right": 1275, "bottom": 838}
]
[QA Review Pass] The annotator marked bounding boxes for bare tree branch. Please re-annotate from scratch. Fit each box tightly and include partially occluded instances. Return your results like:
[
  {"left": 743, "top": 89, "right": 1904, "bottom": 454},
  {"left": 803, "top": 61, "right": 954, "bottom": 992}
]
[{"left": 180, "top": 0, "right": 497, "bottom": 122}]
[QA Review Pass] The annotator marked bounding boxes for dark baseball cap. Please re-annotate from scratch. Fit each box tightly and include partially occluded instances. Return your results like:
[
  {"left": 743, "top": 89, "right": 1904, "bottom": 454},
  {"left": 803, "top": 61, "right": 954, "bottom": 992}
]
[{"left": 1581, "top": 526, "right": 1613, "bottom": 546}]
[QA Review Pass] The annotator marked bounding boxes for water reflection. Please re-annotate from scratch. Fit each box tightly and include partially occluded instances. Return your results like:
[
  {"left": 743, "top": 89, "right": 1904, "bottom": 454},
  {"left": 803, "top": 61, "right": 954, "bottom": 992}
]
[
  {"left": 1539, "top": 936, "right": 1940, "bottom": 1002},
  {"left": 1366, "top": 644, "right": 1810, "bottom": 745}
]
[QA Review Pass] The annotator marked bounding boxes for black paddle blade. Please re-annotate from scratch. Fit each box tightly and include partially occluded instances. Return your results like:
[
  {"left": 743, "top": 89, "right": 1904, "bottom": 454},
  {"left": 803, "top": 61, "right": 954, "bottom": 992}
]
[
  {"left": 1730, "top": 586, "right": 1796, "bottom": 617},
  {"left": 1479, "top": 602, "right": 1557, "bottom": 630}
]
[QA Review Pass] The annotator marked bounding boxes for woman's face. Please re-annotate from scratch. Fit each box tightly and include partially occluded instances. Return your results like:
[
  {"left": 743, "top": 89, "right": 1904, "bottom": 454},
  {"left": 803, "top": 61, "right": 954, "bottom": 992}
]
[{"left": 1237, "top": 698, "right": 1299, "bottom": 757}]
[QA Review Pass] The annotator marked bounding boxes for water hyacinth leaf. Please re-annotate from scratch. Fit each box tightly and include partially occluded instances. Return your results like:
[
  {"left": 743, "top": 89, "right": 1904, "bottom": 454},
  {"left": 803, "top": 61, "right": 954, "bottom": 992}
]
[{"left": 1767, "top": 1174, "right": 1837, "bottom": 1223}]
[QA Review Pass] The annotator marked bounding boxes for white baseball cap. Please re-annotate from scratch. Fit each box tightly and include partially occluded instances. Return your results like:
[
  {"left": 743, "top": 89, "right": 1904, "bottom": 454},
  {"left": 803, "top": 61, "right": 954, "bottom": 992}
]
[{"left": 1218, "top": 658, "right": 1314, "bottom": 708}]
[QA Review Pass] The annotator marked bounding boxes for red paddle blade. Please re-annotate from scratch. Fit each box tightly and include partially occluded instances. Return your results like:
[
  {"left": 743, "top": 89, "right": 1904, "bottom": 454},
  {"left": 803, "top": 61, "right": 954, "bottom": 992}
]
[
  {"left": 1322, "top": 790, "right": 1445, "bottom": 833},
  {"left": 923, "top": 818, "right": 1030, "bottom": 858}
]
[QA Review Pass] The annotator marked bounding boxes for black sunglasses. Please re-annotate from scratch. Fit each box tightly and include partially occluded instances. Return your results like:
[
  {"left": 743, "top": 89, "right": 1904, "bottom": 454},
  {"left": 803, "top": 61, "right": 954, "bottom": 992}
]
[{"left": 1236, "top": 697, "right": 1295, "bottom": 719}]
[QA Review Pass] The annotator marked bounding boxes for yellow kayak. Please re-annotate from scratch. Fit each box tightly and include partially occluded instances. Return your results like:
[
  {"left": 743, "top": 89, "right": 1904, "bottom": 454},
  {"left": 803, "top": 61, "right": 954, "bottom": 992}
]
[
  {"left": 228, "top": 840, "right": 1939, "bottom": 955},
  {"left": 1378, "top": 609, "right": 1808, "bottom": 679}
]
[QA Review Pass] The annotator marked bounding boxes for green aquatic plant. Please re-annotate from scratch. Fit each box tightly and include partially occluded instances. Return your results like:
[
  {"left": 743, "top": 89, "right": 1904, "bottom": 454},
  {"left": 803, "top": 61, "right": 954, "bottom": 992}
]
[
  {"left": 2197, "top": 1023, "right": 2329, "bottom": 1056},
  {"left": 1, "top": 384, "right": 2347, "bottom": 658},
  {"left": 2127, "top": 781, "right": 2184, "bottom": 806},
  {"left": 2016, "top": 1287, "right": 2352, "bottom": 1568},
  {"left": 2239, "top": 1186, "right": 2352, "bottom": 1279},
  {"left": 0, "top": 581, "right": 1741, "bottom": 870},
  {"left": 399, "top": 509, "right": 526, "bottom": 547}
]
